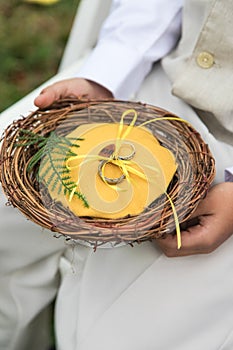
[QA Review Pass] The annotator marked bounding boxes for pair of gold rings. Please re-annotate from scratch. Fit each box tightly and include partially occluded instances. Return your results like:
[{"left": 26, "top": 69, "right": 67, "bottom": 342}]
[{"left": 98, "top": 142, "right": 136, "bottom": 185}]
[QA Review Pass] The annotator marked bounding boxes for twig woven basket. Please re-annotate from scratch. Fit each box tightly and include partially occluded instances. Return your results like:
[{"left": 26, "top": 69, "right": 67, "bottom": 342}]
[{"left": 0, "top": 99, "right": 215, "bottom": 247}]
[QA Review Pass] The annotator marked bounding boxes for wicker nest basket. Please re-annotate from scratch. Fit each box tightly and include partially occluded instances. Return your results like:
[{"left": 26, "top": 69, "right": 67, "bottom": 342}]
[{"left": 0, "top": 99, "right": 215, "bottom": 247}]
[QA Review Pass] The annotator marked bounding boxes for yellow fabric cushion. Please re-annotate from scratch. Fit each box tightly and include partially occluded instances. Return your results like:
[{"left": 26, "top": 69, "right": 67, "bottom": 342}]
[{"left": 44, "top": 122, "right": 177, "bottom": 219}]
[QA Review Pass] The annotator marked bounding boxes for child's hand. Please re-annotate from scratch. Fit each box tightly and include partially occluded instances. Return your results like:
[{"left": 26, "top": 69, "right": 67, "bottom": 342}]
[
  {"left": 34, "top": 78, "right": 113, "bottom": 108},
  {"left": 156, "top": 182, "right": 233, "bottom": 257}
]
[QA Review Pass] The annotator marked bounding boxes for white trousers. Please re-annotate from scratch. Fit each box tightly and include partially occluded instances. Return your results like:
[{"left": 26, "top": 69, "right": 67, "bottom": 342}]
[{"left": 1, "top": 62, "right": 233, "bottom": 350}]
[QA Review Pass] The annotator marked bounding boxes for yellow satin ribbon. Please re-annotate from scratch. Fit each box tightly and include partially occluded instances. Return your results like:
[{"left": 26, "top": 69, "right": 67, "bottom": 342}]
[
  {"left": 113, "top": 109, "right": 138, "bottom": 158},
  {"left": 65, "top": 109, "right": 189, "bottom": 249},
  {"left": 66, "top": 153, "right": 148, "bottom": 201}
]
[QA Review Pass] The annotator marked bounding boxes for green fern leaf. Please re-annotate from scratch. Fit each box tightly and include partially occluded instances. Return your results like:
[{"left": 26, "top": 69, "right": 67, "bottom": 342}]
[{"left": 16, "top": 129, "right": 89, "bottom": 208}]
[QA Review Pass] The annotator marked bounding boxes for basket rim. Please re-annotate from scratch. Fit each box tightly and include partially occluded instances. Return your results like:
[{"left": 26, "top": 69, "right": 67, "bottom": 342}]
[{"left": 0, "top": 98, "right": 216, "bottom": 246}]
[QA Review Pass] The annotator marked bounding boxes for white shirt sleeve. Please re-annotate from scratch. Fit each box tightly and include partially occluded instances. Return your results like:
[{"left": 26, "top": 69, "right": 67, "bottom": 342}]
[{"left": 77, "top": 0, "right": 183, "bottom": 99}]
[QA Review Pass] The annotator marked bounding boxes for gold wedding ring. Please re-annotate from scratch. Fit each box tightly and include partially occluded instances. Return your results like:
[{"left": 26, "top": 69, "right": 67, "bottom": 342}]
[
  {"left": 118, "top": 142, "right": 136, "bottom": 160},
  {"left": 98, "top": 160, "right": 125, "bottom": 185},
  {"left": 98, "top": 142, "right": 136, "bottom": 185}
]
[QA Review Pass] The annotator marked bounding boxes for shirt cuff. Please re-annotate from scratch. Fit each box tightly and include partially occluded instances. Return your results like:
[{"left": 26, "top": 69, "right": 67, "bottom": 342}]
[{"left": 76, "top": 39, "right": 152, "bottom": 99}]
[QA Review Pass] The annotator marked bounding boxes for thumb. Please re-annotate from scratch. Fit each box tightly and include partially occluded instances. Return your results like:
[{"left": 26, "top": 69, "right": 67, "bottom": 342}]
[{"left": 34, "top": 83, "right": 67, "bottom": 108}]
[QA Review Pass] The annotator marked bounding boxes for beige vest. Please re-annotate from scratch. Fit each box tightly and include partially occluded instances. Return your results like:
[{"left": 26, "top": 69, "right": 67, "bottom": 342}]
[{"left": 163, "top": 0, "right": 233, "bottom": 144}]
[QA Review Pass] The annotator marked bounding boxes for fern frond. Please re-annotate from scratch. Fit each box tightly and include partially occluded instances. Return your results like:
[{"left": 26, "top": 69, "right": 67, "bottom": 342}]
[{"left": 16, "top": 129, "right": 89, "bottom": 207}]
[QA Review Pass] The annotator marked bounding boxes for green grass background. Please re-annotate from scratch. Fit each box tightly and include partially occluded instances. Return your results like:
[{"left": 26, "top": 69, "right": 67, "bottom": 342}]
[{"left": 0, "top": 0, "right": 80, "bottom": 112}]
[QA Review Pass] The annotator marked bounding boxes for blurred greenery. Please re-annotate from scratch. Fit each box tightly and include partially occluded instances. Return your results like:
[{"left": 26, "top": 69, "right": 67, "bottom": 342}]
[{"left": 0, "top": 0, "right": 80, "bottom": 112}]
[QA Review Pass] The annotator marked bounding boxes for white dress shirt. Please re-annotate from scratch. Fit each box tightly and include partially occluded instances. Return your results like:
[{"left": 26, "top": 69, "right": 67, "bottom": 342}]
[
  {"left": 77, "top": 0, "right": 233, "bottom": 181},
  {"left": 78, "top": 0, "right": 183, "bottom": 98}
]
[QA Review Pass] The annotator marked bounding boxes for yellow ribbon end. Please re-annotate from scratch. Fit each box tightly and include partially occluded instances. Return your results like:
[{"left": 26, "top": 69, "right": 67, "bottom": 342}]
[{"left": 166, "top": 192, "right": 182, "bottom": 249}]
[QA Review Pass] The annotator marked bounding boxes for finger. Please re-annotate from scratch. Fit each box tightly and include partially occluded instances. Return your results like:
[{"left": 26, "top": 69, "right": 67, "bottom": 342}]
[
  {"left": 157, "top": 183, "right": 233, "bottom": 257},
  {"left": 34, "top": 83, "right": 65, "bottom": 108},
  {"left": 157, "top": 212, "right": 231, "bottom": 257},
  {"left": 156, "top": 215, "right": 214, "bottom": 257}
]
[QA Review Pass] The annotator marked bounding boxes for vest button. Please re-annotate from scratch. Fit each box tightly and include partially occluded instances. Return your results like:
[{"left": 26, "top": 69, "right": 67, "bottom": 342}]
[{"left": 196, "top": 51, "right": 214, "bottom": 68}]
